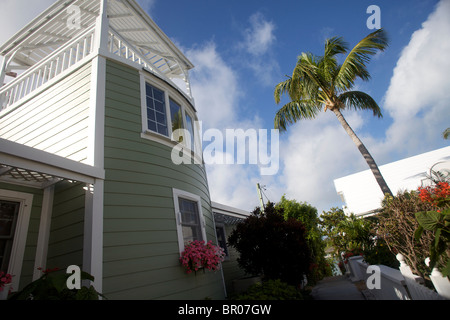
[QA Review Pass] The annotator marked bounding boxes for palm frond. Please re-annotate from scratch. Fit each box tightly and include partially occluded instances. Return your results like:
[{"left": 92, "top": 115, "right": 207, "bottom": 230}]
[
  {"left": 443, "top": 127, "right": 450, "bottom": 140},
  {"left": 338, "top": 91, "right": 383, "bottom": 118},
  {"left": 320, "top": 36, "right": 348, "bottom": 84},
  {"left": 274, "top": 77, "right": 293, "bottom": 104},
  {"left": 335, "top": 29, "right": 389, "bottom": 90},
  {"left": 294, "top": 52, "right": 331, "bottom": 101},
  {"left": 274, "top": 100, "right": 321, "bottom": 131}
]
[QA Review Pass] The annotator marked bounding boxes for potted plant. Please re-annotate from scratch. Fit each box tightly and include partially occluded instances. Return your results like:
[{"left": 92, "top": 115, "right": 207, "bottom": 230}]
[
  {"left": 0, "top": 272, "right": 13, "bottom": 300},
  {"left": 180, "top": 240, "right": 225, "bottom": 274}
]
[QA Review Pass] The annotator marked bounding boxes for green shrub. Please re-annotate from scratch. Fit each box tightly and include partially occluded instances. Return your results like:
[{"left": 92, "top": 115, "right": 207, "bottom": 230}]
[{"left": 232, "top": 279, "right": 303, "bottom": 300}]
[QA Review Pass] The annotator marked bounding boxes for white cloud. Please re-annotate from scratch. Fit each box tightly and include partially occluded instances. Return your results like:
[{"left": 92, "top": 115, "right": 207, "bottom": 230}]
[
  {"left": 186, "top": 42, "right": 241, "bottom": 130},
  {"left": 0, "top": 0, "right": 55, "bottom": 46},
  {"left": 238, "top": 12, "right": 280, "bottom": 87},
  {"left": 278, "top": 111, "right": 368, "bottom": 213},
  {"left": 241, "top": 12, "right": 276, "bottom": 56},
  {"left": 379, "top": 0, "right": 450, "bottom": 157}
]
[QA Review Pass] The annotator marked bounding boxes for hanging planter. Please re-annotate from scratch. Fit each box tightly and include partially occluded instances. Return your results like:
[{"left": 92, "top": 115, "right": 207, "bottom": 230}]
[{"left": 180, "top": 240, "right": 225, "bottom": 274}]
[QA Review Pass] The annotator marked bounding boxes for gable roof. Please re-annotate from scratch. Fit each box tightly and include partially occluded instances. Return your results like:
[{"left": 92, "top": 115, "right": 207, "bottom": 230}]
[{"left": 0, "top": 0, "right": 193, "bottom": 79}]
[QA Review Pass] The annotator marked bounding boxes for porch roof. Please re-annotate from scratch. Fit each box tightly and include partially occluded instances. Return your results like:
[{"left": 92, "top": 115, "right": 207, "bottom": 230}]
[
  {"left": 0, "top": 165, "right": 63, "bottom": 189},
  {"left": 0, "top": 138, "right": 105, "bottom": 189},
  {"left": 0, "top": 0, "right": 193, "bottom": 82}
]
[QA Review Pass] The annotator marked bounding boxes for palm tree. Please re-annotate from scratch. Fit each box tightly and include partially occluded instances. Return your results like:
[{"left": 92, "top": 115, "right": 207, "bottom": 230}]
[{"left": 274, "top": 29, "right": 393, "bottom": 196}]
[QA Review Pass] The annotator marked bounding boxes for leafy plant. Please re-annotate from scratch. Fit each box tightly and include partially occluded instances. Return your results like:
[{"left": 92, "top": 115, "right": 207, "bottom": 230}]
[
  {"left": 415, "top": 209, "right": 450, "bottom": 276},
  {"left": 8, "top": 267, "right": 104, "bottom": 300},
  {"left": 414, "top": 181, "right": 450, "bottom": 276}
]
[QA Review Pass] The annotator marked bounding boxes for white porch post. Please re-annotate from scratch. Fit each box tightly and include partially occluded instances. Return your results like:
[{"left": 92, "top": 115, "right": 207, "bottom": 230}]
[
  {"left": 95, "top": 0, "right": 109, "bottom": 52},
  {"left": 83, "top": 179, "right": 104, "bottom": 293},
  {"left": 32, "top": 185, "right": 55, "bottom": 281}
]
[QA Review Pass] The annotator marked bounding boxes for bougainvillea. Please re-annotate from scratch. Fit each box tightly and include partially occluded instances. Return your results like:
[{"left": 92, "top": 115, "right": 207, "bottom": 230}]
[
  {"left": 418, "top": 182, "right": 450, "bottom": 208},
  {"left": 180, "top": 240, "right": 225, "bottom": 274}
]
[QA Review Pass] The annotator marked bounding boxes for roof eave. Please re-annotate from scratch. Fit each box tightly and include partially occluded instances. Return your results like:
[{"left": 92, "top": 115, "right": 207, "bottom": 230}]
[
  {"left": 125, "top": 0, "right": 195, "bottom": 71},
  {"left": 0, "top": 0, "right": 77, "bottom": 57}
]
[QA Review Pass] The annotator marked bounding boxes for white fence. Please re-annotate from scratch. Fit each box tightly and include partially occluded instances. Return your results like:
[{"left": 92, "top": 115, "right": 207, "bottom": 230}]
[{"left": 345, "top": 254, "right": 450, "bottom": 300}]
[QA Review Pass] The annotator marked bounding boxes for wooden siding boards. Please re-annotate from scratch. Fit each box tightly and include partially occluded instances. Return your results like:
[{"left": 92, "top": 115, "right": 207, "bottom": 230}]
[
  {"left": 0, "top": 62, "right": 92, "bottom": 164},
  {"left": 46, "top": 181, "right": 85, "bottom": 270},
  {"left": 103, "top": 59, "right": 224, "bottom": 300}
]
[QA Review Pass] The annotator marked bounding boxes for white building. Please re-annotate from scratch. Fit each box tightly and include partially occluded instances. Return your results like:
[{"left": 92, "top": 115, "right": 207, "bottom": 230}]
[{"left": 334, "top": 146, "right": 450, "bottom": 217}]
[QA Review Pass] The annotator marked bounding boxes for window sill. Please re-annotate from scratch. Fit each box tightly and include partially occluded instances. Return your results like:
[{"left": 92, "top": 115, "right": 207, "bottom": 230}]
[{"left": 140, "top": 131, "right": 204, "bottom": 165}]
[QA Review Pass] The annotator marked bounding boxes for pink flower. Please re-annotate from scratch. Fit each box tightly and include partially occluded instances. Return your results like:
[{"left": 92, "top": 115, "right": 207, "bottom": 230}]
[{"left": 180, "top": 240, "right": 225, "bottom": 274}]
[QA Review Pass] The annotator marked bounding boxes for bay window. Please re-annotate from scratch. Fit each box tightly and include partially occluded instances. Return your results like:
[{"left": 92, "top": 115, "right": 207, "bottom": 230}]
[{"left": 141, "top": 75, "right": 198, "bottom": 154}]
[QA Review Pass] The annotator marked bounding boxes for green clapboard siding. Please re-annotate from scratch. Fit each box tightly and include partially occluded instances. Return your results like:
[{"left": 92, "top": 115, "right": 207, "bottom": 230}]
[
  {"left": 103, "top": 59, "right": 224, "bottom": 300},
  {"left": 46, "top": 181, "right": 85, "bottom": 270}
]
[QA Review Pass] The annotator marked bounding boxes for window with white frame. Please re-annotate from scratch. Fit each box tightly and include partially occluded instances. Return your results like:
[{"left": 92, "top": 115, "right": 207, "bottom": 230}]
[
  {"left": 173, "top": 189, "right": 206, "bottom": 252},
  {"left": 142, "top": 77, "right": 199, "bottom": 153},
  {"left": 0, "top": 190, "right": 33, "bottom": 292},
  {"left": 145, "top": 83, "right": 168, "bottom": 137}
]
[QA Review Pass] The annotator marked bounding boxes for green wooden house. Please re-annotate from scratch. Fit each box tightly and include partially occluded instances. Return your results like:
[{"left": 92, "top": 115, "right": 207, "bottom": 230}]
[{"left": 0, "top": 0, "right": 248, "bottom": 300}]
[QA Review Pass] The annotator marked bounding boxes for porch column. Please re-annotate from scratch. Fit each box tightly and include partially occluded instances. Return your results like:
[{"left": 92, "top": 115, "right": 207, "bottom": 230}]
[
  {"left": 83, "top": 179, "right": 104, "bottom": 293},
  {"left": 32, "top": 185, "right": 55, "bottom": 281}
]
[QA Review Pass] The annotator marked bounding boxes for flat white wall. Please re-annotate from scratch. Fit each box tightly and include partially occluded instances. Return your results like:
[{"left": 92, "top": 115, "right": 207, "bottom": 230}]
[{"left": 334, "top": 146, "right": 450, "bottom": 216}]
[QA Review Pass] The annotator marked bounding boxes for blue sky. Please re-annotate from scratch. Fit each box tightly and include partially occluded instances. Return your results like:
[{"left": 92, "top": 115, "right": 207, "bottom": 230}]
[{"left": 1, "top": 0, "right": 449, "bottom": 214}]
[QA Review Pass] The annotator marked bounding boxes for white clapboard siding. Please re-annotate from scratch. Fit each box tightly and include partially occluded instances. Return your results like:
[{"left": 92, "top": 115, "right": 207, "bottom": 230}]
[{"left": 0, "top": 63, "right": 92, "bottom": 164}]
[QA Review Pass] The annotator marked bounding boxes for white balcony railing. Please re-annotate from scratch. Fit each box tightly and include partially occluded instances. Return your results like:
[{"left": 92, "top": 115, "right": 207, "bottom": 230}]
[
  {"left": 107, "top": 27, "right": 193, "bottom": 100},
  {"left": 0, "top": 23, "right": 193, "bottom": 112},
  {"left": 0, "top": 26, "right": 96, "bottom": 111}
]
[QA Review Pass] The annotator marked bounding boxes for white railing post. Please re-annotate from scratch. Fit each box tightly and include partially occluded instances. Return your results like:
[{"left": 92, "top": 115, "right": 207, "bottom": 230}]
[
  {"left": 397, "top": 254, "right": 445, "bottom": 300},
  {"left": 425, "top": 258, "right": 450, "bottom": 300}
]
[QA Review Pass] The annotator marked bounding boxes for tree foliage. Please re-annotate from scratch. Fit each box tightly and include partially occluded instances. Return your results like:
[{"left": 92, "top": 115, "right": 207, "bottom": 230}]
[
  {"left": 319, "top": 207, "right": 398, "bottom": 269},
  {"left": 227, "top": 202, "right": 311, "bottom": 287},
  {"left": 275, "top": 196, "right": 332, "bottom": 283}
]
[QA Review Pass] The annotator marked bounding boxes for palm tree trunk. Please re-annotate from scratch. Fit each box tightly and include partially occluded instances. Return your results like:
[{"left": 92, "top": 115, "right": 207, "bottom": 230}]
[{"left": 331, "top": 108, "right": 393, "bottom": 197}]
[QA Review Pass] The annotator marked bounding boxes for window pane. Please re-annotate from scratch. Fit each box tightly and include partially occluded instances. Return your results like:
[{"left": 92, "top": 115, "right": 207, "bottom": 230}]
[
  {"left": 185, "top": 113, "right": 195, "bottom": 150},
  {"left": 0, "top": 201, "right": 20, "bottom": 273},
  {"left": 148, "top": 120, "right": 157, "bottom": 132},
  {"left": 157, "top": 124, "right": 168, "bottom": 136},
  {"left": 170, "top": 100, "right": 183, "bottom": 138},
  {"left": 178, "top": 198, "right": 202, "bottom": 245},
  {"left": 147, "top": 108, "right": 156, "bottom": 121},
  {"left": 145, "top": 83, "right": 168, "bottom": 136},
  {"left": 154, "top": 101, "right": 165, "bottom": 113},
  {"left": 215, "top": 226, "right": 229, "bottom": 257},
  {"left": 152, "top": 87, "right": 164, "bottom": 102},
  {"left": 155, "top": 111, "right": 166, "bottom": 125}
]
